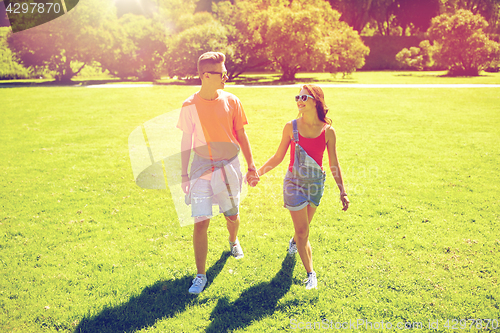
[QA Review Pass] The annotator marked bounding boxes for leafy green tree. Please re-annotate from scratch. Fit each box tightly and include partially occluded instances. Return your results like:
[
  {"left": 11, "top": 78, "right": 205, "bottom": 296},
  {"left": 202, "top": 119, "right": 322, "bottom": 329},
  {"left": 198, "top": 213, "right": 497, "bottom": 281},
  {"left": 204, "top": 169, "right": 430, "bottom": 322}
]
[
  {"left": 94, "top": 18, "right": 135, "bottom": 79},
  {"left": 395, "top": 40, "right": 433, "bottom": 70},
  {"left": 325, "top": 25, "right": 370, "bottom": 76},
  {"left": 263, "top": 2, "right": 327, "bottom": 80},
  {"left": 388, "top": 0, "right": 441, "bottom": 35},
  {"left": 99, "top": 14, "right": 167, "bottom": 80},
  {"left": 405, "top": 10, "right": 500, "bottom": 75},
  {"left": 430, "top": 9, "right": 500, "bottom": 75},
  {"left": 213, "top": 1, "right": 271, "bottom": 79},
  {"left": 442, "top": 0, "right": 500, "bottom": 28},
  {"left": 215, "top": 0, "right": 368, "bottom": 80},
  {"left": 367, "top": 0, "right": 399, "bottom": 35},
  {"left": 7, "top": 0, "right": 115, "bottom": 82},
  {"left": 165, "top": 12, "right": 228, "bottom": 78},
  {"left": 155, "top": 0, "right": 197, "bottom": 31},
  {"left": 194, "top": 0, "right": 218, "bottom": 13},
  {"left": 443, "top": 0, "right": 500, "bottom": 39},
  {"left": 0, "top": 27, "right": 31, "bottom": 79},
  {"left": 328, "top": 0, "right": 377, "bottom": 33},
  {"left": 263, "top": 0, "right": 368, "bottom": 80},
  {"left": 328, "top": 0, "right": 404, "bottom": 35}
]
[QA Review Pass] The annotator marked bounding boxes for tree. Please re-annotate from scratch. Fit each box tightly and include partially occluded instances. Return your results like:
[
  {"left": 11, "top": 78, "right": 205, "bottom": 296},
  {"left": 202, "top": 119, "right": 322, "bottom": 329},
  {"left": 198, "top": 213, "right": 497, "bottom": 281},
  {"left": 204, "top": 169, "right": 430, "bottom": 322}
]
[
  {"left": 213, "top": 1, "right": 271, "bottom": 80},
  {"left": 263, "top": 2, "right": 328, "bottom": 80},
  {"left": 261, "top": 0, "right": 368, "bottom": 80},
  {"left": 410, "top": 10, "right": 500, "bottom": 75},
  {"left": 165, "top": 12, "right": 229, "bottom": 78},
  {"left": 155, "top": 0, "right": 197, "bottom": 31},
  {"left": 99, "top": 14, "right": 168, "bottom": 80},
  {"left": 442, "top": 0, "right": 500, "bottom": 28},
  {"left": 328, "top": 0, "right": 403, "bottom": 35},
  {"left": 388, "top": 0, "right": 441, "bottom": 35},
  {"left": 7, "top": 0, "right": 116, "bottom": 82},
  {"left": 325, "top": 24, "right": 370, "bottom": 76},
  {"left": 0, "top": 27, "right": 32, "bottom": 79},
  {"left": 367, "top": 0, "right": 398, "bottom": 35},
  {"left": 395, "top": 40, "right": 433, "bottom": 70},
  {"left": 328, "top": 0, "right": 375, "bottom": 33},
  {"left": 193, "top": 0, "right": 224, "bottom": 13}
]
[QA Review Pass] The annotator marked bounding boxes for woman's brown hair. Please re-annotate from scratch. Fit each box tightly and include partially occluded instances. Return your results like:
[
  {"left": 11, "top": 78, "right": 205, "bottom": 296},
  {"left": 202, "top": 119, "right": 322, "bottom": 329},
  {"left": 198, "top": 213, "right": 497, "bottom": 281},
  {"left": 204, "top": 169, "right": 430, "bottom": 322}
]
[{"left": 301, "top": 84, "right": 332, "bottom": 125}]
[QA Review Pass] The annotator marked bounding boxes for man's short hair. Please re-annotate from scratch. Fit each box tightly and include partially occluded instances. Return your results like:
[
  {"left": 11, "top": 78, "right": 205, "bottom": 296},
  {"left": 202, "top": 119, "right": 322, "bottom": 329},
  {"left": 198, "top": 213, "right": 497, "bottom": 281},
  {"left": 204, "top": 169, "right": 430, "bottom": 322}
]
[{"left": 198, "top": 52, "right": 226, "bottom": 77}]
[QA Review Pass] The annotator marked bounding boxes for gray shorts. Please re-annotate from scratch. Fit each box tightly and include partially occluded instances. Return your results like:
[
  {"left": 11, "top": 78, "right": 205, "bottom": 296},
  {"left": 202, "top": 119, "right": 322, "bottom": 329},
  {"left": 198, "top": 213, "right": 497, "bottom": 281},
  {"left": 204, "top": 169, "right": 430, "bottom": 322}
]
[
  {"left": 188, "top": 154, "right": 242, "bottom": 221},
  {"left": 190, "top": 178, "right": 239, "bottom": 219}
]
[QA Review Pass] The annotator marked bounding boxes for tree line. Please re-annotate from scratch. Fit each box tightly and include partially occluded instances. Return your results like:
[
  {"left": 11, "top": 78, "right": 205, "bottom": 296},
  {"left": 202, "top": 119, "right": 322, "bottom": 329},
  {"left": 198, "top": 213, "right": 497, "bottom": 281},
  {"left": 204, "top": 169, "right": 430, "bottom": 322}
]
[
  {"left": 396, "top": 9, "right": 500, "bottom": 75},
  {"left": 2, "top": 0, "right": 500, "bottom": 81}
]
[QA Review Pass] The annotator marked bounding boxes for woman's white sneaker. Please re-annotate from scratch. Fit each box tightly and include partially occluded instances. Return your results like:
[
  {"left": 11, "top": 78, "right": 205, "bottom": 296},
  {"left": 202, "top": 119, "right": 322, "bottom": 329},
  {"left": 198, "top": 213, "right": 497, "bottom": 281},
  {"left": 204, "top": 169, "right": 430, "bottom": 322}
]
[
  {"left": 188, "top": 274, "right": 207, "bottom": 294},
  {"left": 288, "top": 237, "right": 298, "bottom": 255},
  {"left": 304, "top": 271, "right": 317, "bottom": 290},
  {"left": 229, "top": 239, "right": 244, "bottom": 259}
]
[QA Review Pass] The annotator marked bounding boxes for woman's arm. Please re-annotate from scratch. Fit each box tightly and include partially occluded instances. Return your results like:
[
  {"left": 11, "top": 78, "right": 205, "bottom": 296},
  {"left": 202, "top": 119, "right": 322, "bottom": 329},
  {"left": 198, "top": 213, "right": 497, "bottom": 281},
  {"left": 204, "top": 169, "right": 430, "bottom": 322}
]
[
  {"left": 326, "top": 126, "right": 349, "bottom": 211},
  {"left": 257, "top": 122, "right": 292, "bottom": 177}
]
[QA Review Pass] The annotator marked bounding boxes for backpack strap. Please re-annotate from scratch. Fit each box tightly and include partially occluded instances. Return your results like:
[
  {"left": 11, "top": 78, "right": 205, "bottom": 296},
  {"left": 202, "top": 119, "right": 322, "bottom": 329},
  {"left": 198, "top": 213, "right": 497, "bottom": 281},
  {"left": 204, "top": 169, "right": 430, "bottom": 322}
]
[{"left": 292, "top": 119, "right": 299, "bottom": 144}]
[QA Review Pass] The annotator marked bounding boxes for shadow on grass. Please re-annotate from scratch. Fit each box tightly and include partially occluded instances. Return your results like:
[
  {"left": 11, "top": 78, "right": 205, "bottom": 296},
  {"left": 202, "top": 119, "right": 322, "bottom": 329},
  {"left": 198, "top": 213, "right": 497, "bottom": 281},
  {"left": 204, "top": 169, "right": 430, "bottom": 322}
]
[
  {"left": 74, "top": 251, "right": 230, "bottom": 333},
  {"left": 394, "top": 72, "right": 497, "bottom": 78},
  {"left": 205, "top": 255, "right": 296, "bottom": 333}
]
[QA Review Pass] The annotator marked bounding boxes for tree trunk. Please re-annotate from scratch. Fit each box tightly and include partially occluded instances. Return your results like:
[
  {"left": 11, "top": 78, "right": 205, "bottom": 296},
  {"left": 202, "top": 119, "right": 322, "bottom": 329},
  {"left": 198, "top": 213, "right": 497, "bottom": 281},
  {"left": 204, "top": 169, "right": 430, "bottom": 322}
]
[
  {"left": 56, "top": 58, "right": 75, "bottom": 83},
  {"left": 280, "top": 66, "right": 298, "bottom": 81}
]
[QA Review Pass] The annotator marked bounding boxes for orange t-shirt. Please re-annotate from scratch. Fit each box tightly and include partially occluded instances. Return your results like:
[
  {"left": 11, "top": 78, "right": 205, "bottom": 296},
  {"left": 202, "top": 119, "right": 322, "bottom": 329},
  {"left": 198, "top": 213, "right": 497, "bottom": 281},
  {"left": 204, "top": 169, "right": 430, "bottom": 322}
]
[{"left": 177, "top": 90, "right": 248, "bottom": 161}]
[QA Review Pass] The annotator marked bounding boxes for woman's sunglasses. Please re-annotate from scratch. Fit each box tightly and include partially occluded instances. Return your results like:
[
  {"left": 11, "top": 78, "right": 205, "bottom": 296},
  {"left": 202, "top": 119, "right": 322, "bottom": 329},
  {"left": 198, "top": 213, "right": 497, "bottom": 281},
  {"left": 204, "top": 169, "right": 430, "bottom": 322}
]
[{"left": 295, "top": 94, "right": 314, "bottom": 102}]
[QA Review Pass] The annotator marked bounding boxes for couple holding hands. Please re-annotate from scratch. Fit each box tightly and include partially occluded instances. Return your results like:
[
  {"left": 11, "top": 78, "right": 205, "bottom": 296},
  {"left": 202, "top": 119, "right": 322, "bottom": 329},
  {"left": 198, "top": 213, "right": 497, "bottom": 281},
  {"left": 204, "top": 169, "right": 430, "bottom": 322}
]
[{"left": 177, "top": 52, "right": 349, "bottom": 294}]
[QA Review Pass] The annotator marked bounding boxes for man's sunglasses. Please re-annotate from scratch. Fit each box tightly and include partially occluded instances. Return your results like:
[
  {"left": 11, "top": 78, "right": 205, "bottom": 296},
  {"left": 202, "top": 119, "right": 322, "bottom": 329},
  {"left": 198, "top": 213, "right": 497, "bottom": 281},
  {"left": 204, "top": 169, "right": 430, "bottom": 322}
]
[
  {"left": 205, "top": 71, "right": 228, "bottom": 77},
  {"left": 295, "top": 94, "right": 314, "bottom": 102}
]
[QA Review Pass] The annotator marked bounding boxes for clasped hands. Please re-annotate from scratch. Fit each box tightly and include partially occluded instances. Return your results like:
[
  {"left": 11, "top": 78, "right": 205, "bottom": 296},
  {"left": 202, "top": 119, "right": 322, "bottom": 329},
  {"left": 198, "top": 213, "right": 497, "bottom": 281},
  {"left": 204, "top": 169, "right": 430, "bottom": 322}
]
[
  {"left": 181, "top": 169, "right": 259, "bottom": 194},
  {"left": 245, "top": 169, "right": 260, "bottom": 187}
]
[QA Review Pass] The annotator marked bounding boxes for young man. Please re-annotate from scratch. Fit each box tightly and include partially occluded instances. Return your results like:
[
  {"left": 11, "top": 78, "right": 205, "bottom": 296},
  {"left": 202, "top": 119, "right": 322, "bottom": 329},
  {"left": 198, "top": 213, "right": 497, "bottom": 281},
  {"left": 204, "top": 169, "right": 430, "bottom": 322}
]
[{"left": 177, "top": 52, "right": 259, "bottom": 294}]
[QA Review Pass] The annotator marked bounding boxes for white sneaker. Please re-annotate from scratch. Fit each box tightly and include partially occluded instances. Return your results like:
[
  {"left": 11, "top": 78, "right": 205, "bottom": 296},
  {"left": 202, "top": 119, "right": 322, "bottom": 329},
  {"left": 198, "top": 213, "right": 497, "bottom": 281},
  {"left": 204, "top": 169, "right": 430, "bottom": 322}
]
[
  {"left": 288, "top": 237, "right": 297, "bottom": 255},
  {"left": 229, "top": 239, "right": 244, "bottom": 259},
  {"left": 304, "top": 271, "right": 317, "bottom": 290},
  {"left": 188, "top": 274, "right": 207, "bottom": 294}
]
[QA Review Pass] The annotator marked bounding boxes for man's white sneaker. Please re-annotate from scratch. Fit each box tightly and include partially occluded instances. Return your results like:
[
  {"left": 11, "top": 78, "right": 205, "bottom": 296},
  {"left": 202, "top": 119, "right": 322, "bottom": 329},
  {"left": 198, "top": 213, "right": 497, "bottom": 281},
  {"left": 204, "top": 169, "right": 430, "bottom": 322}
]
[
  {"left": 229, "top": 239, "right": 244, "bottom": 259},
  {"left": 288, "top": 237, "right": 297, "bottom": 255},
  {"left": 304, "top": 271, "right": 317, "bottom": 290},
  {"left": 188, "top": 274, "right": 207, "bottom": 294}
]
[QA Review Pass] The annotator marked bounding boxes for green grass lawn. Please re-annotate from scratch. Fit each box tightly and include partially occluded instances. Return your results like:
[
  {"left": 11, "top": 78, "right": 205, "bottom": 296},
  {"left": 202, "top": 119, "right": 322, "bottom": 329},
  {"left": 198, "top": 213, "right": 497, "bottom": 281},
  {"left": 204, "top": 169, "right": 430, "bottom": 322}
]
[
  {"left": 228, "top": 70, "right": 500, "bottom": 85},
  {"left": 1, "top": 74, "right": 499, "bottom": 332}
]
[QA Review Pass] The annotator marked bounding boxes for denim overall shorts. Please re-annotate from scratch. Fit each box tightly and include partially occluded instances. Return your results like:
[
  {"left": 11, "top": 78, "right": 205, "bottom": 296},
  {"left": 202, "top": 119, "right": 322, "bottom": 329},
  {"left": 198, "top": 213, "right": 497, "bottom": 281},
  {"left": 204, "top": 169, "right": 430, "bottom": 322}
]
[{"left": 283, "top": 119, "right": 326, "bottom": 211}]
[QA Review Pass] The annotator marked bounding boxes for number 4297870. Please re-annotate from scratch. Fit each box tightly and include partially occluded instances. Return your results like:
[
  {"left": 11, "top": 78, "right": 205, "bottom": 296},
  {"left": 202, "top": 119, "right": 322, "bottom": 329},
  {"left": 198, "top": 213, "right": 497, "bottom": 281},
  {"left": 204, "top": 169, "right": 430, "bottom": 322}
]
[
  {"left": 443, "top": 319, "right": 499, "bottom": 330},
  {"left": 6, "top": 2, "right": 62, "bottom": 14}
]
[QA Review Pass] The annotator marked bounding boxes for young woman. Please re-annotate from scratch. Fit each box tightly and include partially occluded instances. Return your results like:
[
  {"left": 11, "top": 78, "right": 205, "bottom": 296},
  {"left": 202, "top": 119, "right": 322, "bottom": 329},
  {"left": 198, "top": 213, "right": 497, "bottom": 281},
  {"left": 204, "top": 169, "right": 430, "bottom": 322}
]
[{"left": 257, "top": 84, "right": 349, "bottom": 289}]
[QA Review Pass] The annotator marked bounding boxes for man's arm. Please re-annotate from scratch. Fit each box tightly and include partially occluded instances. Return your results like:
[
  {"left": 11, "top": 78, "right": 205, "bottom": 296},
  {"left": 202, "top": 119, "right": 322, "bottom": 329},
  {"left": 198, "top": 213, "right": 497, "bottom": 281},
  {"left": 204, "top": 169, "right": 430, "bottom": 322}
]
[
  {"left": 181, "top": 131, "right": 192, "bottom": 194},
  {"left": 235, "top": 127, "right": 259, "bottom": 187}
]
